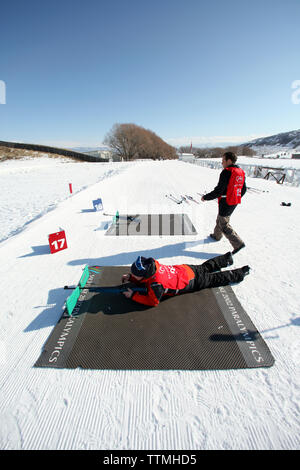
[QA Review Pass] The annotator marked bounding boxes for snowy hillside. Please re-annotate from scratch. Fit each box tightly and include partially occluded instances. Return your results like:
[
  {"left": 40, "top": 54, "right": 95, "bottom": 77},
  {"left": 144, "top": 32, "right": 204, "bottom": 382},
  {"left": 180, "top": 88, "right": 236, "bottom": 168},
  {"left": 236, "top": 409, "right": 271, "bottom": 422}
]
[
  {"left": 0, "top": 158, "right": 131, "bottom": 243},
  {"left": 245, "top": 129, "right": 300, "bottom": 154},
  {"left": 0, "top": 157, "right": 299, "bottom": 450}
]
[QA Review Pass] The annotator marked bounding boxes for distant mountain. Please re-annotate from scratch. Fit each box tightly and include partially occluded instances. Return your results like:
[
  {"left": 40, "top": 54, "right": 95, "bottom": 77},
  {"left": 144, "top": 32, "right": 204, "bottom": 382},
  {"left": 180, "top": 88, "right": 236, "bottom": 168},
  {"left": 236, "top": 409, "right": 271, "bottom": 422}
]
[{"left": 244, "top": 129, "right": 300, "bottom": 154}]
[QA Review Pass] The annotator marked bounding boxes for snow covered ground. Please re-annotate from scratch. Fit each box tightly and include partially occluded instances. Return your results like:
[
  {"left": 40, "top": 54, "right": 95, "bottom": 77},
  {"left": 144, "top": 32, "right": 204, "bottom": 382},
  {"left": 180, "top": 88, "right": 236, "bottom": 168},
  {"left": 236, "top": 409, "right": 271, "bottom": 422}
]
[
  {"left": 0, "top": 158, "right": 132, "bottom": 243},
  {"left": 0, "top": 157, "right": 299, "bottom": 450}
]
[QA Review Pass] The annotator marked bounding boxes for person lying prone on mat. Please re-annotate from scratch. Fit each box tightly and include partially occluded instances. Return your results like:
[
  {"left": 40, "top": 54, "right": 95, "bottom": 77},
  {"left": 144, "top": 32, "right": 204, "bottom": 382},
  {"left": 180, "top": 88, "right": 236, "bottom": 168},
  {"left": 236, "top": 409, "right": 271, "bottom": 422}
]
[{"left": 122, "top": 255, "right": 250, "bottom": 307}]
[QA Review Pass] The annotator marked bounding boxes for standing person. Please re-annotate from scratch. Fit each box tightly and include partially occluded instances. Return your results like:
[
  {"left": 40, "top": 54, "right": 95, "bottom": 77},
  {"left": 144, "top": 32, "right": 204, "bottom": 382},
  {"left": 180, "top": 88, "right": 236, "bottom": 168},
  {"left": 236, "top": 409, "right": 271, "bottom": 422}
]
[
  {"left": 201, "top": 151, "right": 246, "bottom": 254},
  {"left": 122, "top": 255, "right": 250, "bottom": 307}
]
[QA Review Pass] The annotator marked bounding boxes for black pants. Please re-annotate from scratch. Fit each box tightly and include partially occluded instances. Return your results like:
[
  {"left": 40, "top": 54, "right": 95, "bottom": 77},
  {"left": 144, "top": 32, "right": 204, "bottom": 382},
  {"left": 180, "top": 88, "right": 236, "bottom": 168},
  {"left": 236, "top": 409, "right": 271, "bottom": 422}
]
[{"left": 187, "top": 253, "right": 245, "bottom": 291}]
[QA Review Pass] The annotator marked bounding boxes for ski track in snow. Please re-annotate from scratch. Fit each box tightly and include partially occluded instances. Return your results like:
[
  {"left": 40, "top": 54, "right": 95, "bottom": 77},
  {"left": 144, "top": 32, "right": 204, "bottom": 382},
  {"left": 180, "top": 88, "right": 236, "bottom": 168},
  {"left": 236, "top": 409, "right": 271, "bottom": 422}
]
[{"left": 0, "top": 157, "right": 299, "bottom": 450}]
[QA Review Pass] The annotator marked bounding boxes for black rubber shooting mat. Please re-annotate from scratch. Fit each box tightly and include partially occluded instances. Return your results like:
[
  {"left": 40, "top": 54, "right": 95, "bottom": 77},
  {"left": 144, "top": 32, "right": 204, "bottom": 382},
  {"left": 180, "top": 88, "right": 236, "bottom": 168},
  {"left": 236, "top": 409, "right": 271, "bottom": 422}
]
[
  {"left": 105, "top": 214, "right": 197, "bottom": 236},
  {"left": 35, "top": 266, "right": 275, "bottom": 370}
]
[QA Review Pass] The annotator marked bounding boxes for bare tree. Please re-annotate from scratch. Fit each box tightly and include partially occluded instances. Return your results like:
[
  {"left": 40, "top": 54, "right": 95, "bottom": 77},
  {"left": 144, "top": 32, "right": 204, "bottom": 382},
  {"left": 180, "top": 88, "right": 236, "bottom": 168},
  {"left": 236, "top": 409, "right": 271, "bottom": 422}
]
[{"left": 104, "top": 123, "right": 177, "bottom": 160}]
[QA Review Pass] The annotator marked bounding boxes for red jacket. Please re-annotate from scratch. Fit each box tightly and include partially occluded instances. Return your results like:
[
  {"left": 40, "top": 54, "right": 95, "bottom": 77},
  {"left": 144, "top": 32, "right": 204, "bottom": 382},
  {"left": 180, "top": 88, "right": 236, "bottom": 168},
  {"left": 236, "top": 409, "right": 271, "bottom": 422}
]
[
  {"left": 130, "top": 260, "right": 195, "bottom": 307},
  {"left": 225, "top": 166, "right": 245, "bottom": 205},
  {"left": 203, "top": 164, "right": 247, "bottom": 216}
]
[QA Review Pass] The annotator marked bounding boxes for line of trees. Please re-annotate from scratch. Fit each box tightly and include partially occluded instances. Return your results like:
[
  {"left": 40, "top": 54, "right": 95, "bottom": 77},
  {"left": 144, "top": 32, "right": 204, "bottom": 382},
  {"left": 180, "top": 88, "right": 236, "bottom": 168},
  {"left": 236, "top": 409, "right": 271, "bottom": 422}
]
[
  {"left": 179, "top": 145, "right": 256, "bottom": 158},
  {"left": 104, "top": 123, "right": 177, "bottom": 161}
]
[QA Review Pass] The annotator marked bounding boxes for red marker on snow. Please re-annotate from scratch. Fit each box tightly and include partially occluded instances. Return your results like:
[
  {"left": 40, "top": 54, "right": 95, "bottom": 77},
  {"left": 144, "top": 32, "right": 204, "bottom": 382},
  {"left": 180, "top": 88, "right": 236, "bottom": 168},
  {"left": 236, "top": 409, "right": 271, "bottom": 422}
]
[
  {"left": 69, "top": 183, "right": 73, "bottom": 194},
  {"left": 48, "top": 230, "right": 68, "bottom": 254}
]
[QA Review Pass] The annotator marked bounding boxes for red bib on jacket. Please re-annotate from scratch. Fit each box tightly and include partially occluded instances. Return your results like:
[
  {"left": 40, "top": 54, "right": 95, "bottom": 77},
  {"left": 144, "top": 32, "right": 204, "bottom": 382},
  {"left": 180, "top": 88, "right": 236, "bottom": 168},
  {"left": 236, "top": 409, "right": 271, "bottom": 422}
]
[
  {"left": 225, "top": 167, "right": 245, "bottom": 205},
  {"left": 131, "top": 260, "right": 195, "bottom": 307},
  {"left": 152, "top": 261, "right": 193, "bottom": 290}
]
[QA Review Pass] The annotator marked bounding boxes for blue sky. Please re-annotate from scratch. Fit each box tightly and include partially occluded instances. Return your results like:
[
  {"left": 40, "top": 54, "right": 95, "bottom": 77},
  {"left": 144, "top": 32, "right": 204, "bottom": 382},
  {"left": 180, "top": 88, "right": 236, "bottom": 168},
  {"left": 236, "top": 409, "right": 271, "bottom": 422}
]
[{"left": 1, "top": 0, "right": 300, "bottom": 148}]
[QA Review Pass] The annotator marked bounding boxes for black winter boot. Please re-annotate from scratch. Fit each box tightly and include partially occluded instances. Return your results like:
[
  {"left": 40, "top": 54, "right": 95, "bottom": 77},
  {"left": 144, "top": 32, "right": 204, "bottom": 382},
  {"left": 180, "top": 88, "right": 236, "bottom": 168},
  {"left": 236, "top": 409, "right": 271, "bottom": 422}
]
[
  {"left": 232, "top": 243, "right": 245, "bottom": 255},
  {"left": 241, "top": 265, "right": 250, "bottom": 276},
  {"left": 200, "top": 252, "right": 233, "bottom": 273}
]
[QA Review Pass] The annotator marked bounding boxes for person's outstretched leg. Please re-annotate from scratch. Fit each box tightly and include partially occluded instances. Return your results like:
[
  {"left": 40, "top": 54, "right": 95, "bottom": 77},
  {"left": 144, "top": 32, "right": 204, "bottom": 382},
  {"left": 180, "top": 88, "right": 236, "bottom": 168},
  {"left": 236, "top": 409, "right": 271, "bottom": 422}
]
[
  {"left": 195, "top": 266, "right": 249, "bottom": 290},
  {"left": 200, "top": 252, "right": 233, "bottom": 273}
]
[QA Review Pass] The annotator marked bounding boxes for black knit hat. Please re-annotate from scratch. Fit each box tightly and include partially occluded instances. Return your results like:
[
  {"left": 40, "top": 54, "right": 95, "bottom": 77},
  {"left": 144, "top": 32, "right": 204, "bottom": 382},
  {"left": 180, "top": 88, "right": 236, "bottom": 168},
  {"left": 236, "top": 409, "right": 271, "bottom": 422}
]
[{"left": 131, "top": 256, "right": 156, "bottom": 278}]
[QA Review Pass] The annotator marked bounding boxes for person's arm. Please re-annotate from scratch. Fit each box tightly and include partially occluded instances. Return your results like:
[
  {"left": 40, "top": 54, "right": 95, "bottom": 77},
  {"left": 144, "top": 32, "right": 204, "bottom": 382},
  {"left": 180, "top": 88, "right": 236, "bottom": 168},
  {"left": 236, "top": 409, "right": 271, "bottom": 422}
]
[
  {"left": 241, "top": 179, "right": 247, "bottom": 197},
  {"left": 131, "top": 282, "right": 164, "bottom": 307},
  {"left": 202, "top": 170, "right": 230, "bottom": 201}
]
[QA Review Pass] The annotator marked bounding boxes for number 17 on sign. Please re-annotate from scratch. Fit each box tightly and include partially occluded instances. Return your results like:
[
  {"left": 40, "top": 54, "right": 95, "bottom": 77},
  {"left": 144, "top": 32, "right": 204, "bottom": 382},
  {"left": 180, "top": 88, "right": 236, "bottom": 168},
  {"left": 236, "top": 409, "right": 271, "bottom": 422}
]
[{"left": 48, "top": 230, "right": 68, "bottom": 254}]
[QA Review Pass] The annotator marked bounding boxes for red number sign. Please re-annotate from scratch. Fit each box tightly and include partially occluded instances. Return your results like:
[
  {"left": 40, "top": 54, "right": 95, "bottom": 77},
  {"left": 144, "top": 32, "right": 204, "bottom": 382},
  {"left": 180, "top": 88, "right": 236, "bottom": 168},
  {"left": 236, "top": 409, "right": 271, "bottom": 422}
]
[{"left": 48, "top": 230, "right": 68, "bottom": 254}]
